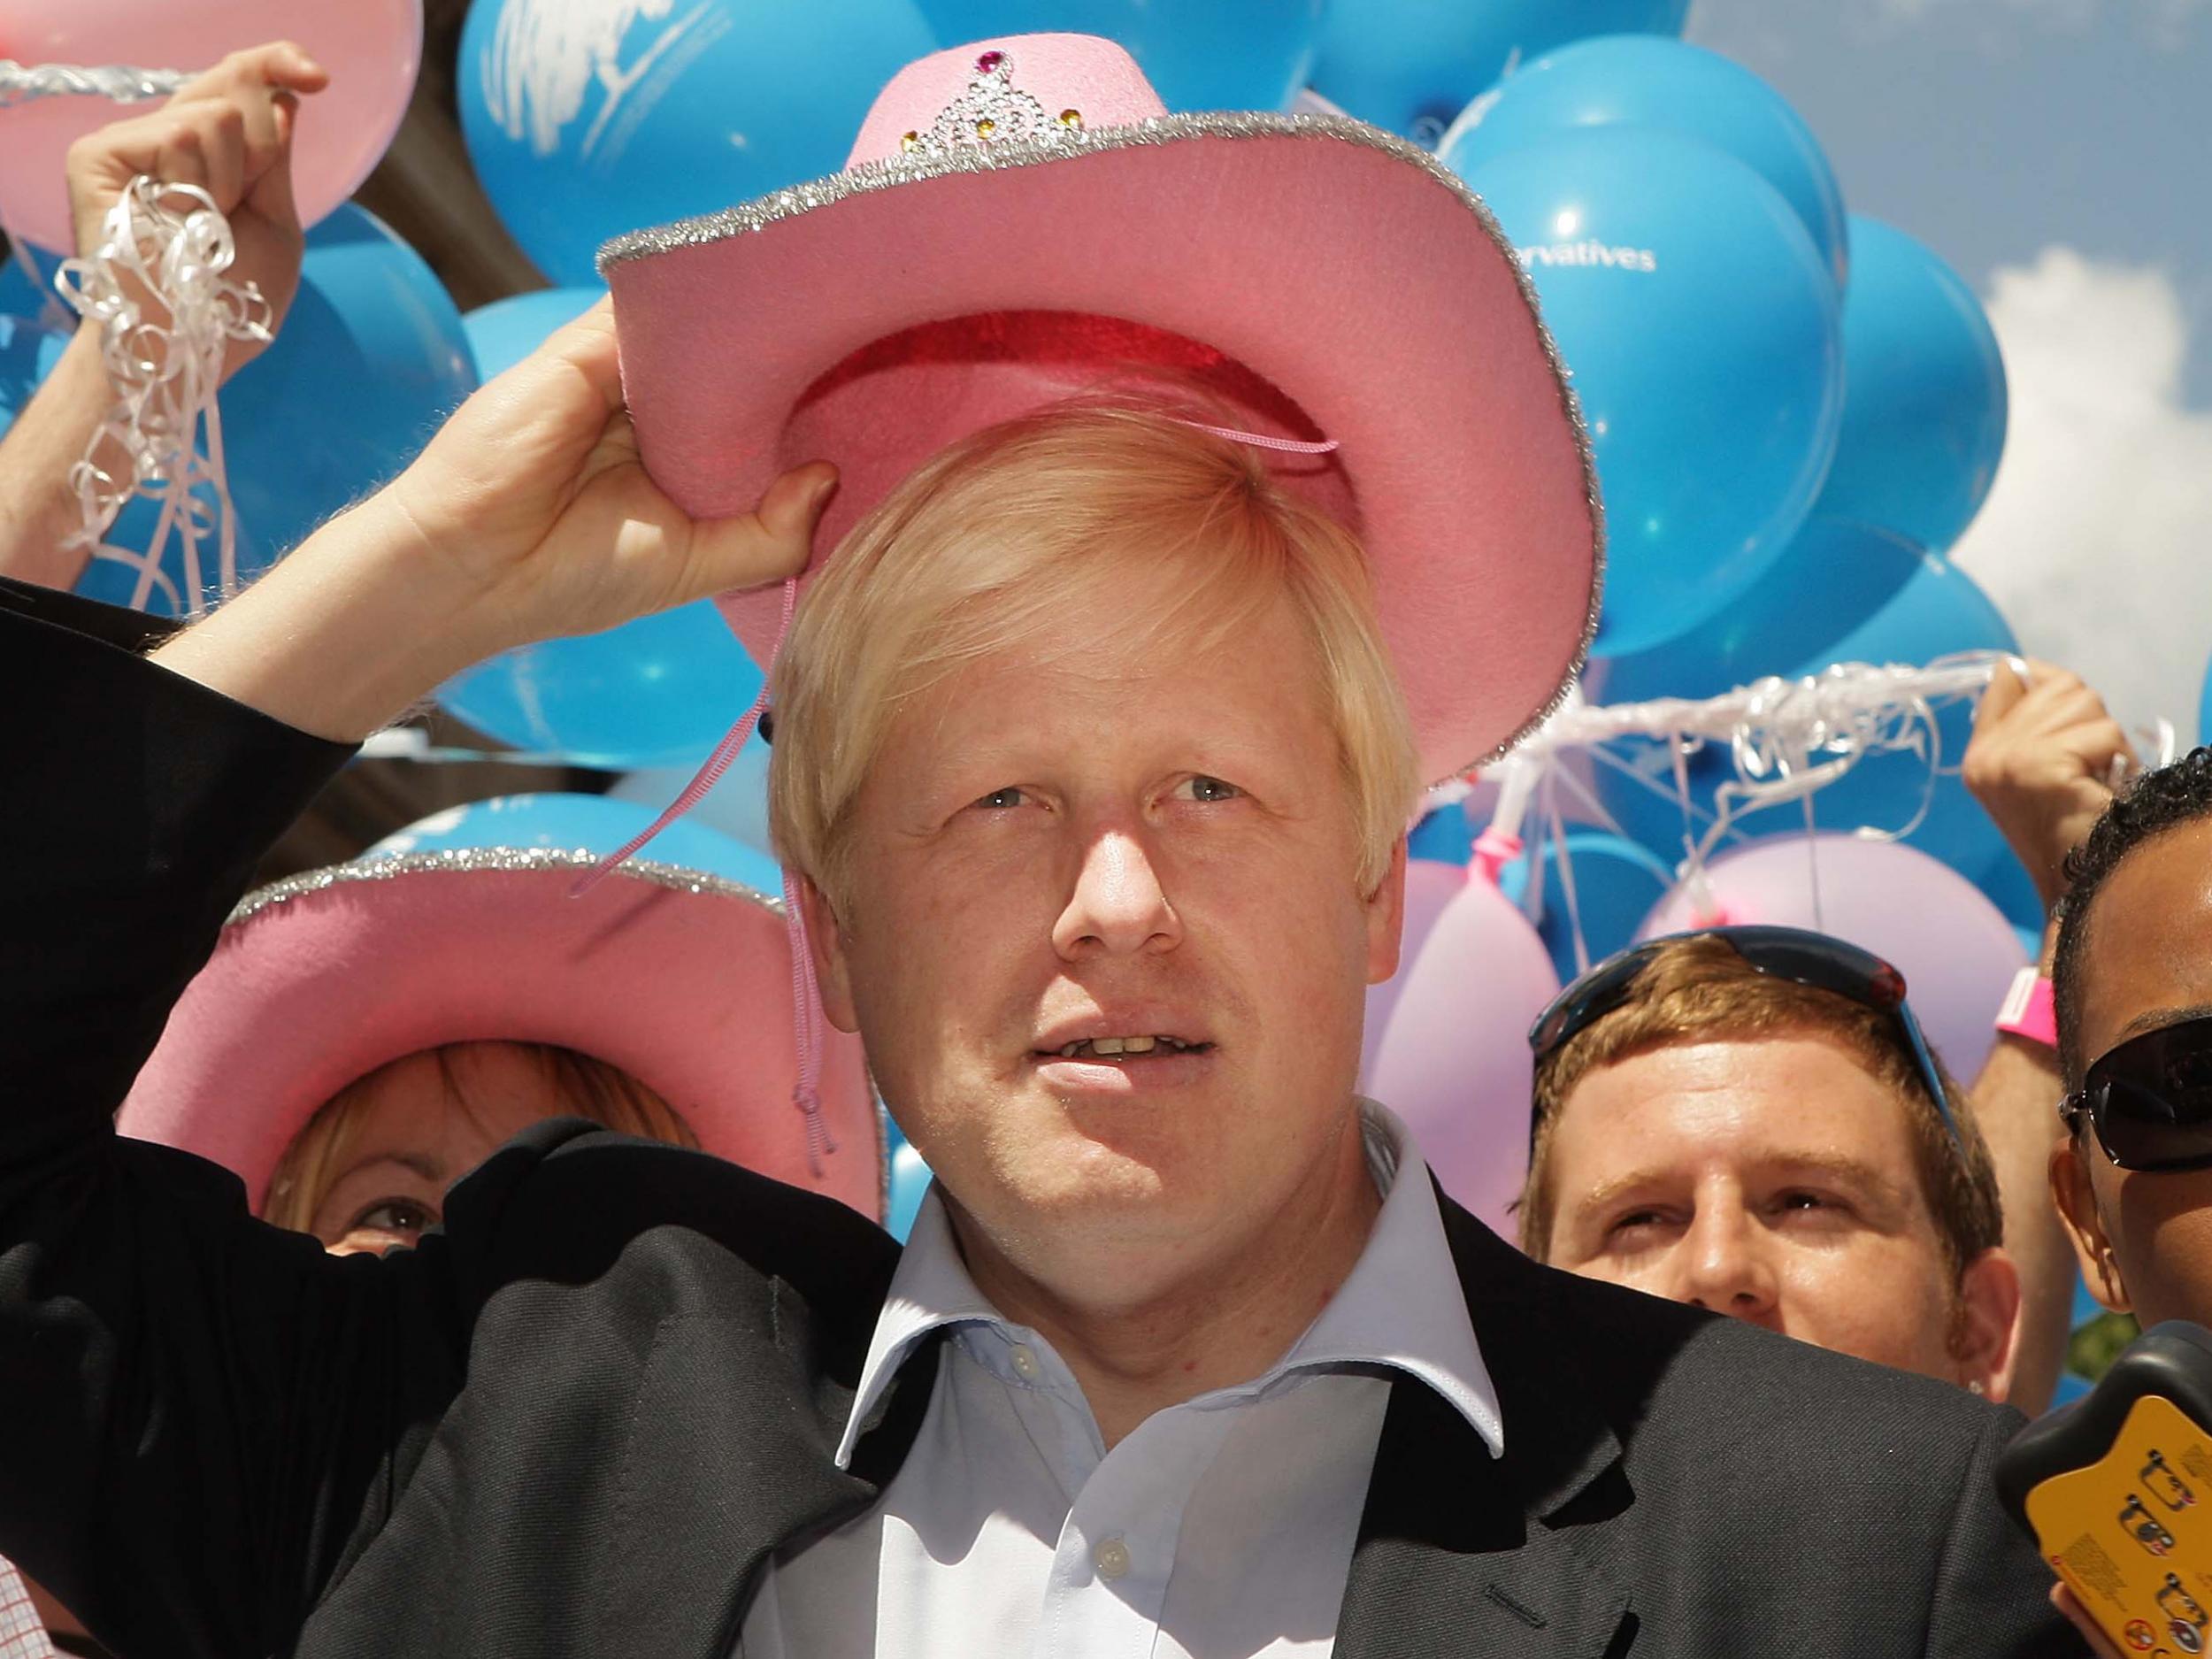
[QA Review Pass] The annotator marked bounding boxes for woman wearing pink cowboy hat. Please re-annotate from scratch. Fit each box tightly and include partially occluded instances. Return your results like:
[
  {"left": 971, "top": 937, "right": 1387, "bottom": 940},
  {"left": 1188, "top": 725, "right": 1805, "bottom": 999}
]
[
  {"left": 115, "top": 799, "right": 881, "bottom": 1251},
  {"left": 2, "top": 33, "right": 2068, "bottom": 1659}
]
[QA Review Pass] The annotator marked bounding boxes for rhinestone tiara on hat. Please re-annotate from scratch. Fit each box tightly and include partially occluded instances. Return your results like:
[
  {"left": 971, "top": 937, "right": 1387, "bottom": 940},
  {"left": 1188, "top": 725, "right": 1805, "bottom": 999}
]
[{"left": 899, "top": 49, "right": 1086, "bottom": 158}]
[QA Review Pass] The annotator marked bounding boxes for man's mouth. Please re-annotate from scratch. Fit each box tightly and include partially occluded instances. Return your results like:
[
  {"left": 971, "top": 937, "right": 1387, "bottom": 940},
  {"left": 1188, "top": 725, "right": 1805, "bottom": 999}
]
[{"left": 1038, "top": 1035, "right": 1214, "bottom": 1061}]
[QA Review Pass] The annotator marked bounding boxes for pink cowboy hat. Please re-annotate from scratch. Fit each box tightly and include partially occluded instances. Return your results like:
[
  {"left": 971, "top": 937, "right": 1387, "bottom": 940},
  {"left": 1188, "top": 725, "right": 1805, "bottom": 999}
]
[
  {"left": 118, "top": 846, "right": 882, "bottom": 1222},
  {"left": 601, "top": 33, "right": 1602, "bottom": 784}
]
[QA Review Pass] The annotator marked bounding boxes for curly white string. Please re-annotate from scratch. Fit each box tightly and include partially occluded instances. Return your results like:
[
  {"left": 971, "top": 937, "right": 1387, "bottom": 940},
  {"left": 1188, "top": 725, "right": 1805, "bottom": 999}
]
[
  {"left": 1441, "top": 657, "right": 2178, "bottom": 966},
  {"left": 51, "top": 176, "right": 268, "bottom": 615},
  {"left": 0, "top": 61, "right": 187, "bottom": 108}
]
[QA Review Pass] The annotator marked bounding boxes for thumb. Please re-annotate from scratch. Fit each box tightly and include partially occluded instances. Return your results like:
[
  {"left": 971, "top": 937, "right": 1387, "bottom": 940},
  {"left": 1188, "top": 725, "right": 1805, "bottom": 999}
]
[
  {"left": 1974, "top": 660, "right": 2028, "bottom": 736},
  {"left": 685, "top": 463, "right": 839, "bottom": 600}
]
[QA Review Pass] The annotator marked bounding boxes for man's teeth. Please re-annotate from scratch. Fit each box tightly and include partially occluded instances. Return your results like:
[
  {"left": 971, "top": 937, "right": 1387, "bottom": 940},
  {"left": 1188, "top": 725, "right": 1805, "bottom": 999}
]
[{"left": 1055, "top": 1036, "right": 1194, "bottom": 1058}]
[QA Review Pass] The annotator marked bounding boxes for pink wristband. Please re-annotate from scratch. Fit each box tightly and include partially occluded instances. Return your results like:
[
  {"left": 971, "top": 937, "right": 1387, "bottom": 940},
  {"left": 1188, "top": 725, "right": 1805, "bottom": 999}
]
[{"left": 1995, "top": 967, "right": 2057, "bottom": 1048}]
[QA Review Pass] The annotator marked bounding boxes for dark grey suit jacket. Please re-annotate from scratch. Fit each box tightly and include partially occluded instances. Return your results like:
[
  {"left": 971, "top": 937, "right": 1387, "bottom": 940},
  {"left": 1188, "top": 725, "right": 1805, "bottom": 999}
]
[{"left": 0, "top": 579, "right": 2080, "bottom": 1657}]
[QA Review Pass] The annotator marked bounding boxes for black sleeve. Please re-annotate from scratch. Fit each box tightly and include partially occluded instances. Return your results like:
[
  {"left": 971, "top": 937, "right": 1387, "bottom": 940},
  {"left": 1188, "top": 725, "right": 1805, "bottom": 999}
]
[
  {"left": 1926, "top": 1406, "right": 2090, "bottom": 1656},
  {"left": 0, "top": 582, "right": 470, "bottom": 1657}
]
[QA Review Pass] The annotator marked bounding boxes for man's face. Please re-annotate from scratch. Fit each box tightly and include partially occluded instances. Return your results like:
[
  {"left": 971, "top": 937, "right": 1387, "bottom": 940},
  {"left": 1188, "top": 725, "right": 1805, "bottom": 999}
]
[
  {"left": 805, "top": 595, "right": 1403, "bottom": 1304},
  {"left": 2057, "top": 819, "right": 2212, "bottom": 1330},
  {"left": 1541, "top": 1034, "right": 2016, "bottom": 1394}
]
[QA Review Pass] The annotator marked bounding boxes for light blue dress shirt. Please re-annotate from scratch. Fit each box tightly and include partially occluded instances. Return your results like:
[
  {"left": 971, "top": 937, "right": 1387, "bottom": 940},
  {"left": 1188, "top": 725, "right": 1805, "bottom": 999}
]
[{"left": 738, "top": 1103, "right": 1502, "bottom": 1658}]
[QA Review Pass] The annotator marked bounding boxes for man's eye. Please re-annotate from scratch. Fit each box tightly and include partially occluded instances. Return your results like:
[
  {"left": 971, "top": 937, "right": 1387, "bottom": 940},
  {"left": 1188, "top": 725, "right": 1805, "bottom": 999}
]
[
  {"left": 974, "top": 787, "right": 1027, "bottom": 810},
  {"left": 1173, "top": 775, "right": 1241, "bottom": 803}
]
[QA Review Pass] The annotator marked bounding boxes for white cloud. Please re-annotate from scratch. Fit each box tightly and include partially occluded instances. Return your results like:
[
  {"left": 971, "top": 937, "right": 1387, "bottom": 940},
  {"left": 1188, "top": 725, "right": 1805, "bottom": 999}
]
[{"left": 1949, "top": 247, "right": 2212, "bottom": 741}]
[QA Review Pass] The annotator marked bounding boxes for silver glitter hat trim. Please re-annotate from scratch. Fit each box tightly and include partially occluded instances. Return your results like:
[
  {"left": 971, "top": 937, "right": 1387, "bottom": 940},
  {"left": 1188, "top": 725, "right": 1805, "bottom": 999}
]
[
  {"left": 225, "top": 846, "right": 784, "bottom": 928},
  {"left": 598, "top": 107, "right": 1606, "bottom": 781}
]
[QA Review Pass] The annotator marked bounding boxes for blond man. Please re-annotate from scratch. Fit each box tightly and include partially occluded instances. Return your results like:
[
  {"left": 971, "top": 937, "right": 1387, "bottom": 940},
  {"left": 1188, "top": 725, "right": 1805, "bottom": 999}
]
[{"left": 0, "top": 269, "right": 2084, "bottom": 1659}]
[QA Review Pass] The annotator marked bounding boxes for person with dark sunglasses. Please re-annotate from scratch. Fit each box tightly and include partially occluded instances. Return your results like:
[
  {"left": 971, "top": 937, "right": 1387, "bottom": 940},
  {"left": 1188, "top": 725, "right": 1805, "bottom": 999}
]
[
  {"left": 2051, "top": 746, "right": 2212, "bottom": 1340},
  {"left": 1521, "top": 926, "right": 2025, "bottom": 1398}
]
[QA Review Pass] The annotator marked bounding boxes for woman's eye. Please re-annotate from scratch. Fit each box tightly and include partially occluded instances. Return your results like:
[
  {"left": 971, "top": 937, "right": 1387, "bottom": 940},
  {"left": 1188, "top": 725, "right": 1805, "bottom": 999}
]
[
  {"left": 1173, "top": 775, "right": 1242, "bottom": 803},
  {"left": 973, "top": 787, "right": 1028, "bottom": 810},
  {"left": 352, "top": 1198, "right": 437, "bottom": 1237}
]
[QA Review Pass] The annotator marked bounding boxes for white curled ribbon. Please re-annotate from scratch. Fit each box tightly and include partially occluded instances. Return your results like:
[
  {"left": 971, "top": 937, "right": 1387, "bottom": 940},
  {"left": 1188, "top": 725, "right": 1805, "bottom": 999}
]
[
  {"left": 51, "top": 175, "right": 268, "bottom": 615},
  {"left": 1431, "top": 655, "right": 2172, "bottom": 967}
]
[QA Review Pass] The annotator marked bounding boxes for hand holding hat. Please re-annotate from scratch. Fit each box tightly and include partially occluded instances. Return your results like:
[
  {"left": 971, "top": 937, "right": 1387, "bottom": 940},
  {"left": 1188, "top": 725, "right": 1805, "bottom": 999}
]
[
  {"left": 382, "top": 297, "right": 837, "bottom": 649},
  {"left": 152, "top": 296, "right": 834, "bottom": 741}
]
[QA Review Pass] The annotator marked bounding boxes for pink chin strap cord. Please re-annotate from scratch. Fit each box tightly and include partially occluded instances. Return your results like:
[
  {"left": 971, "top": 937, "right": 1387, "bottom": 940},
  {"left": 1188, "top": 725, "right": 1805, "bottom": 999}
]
[
  {"left": 571, "top": 576, "right": 837, "bottom": 1177},
  {"left": 564, "top": 418, "right": 1340, "bottom": 1183}
]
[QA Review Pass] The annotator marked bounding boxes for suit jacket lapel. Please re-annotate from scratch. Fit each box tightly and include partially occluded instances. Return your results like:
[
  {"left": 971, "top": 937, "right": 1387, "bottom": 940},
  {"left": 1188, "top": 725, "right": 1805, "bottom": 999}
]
[{"left": 1336, "top": 1192, "right": 1631, "bottom": 1659}]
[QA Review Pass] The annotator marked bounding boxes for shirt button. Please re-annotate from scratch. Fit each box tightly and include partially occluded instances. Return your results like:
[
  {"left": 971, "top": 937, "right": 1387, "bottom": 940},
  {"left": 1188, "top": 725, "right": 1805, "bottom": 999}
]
[
  {"left": 1009, "top": 1343, "right": 1041, "bottom": 1381},
  {"left": 1094, "top": 1538, "right": 1131, "bottom": 1581}
]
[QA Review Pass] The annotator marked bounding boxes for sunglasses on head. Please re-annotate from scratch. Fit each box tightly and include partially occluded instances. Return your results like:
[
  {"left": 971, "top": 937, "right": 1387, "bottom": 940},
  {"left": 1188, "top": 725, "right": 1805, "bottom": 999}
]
[
  {"left": 1525, "top": 924, "right": 1963, "bottom": 1153},
  {"left": 2063, "top": 1015, "right": 2212, "bottom": 1172}
]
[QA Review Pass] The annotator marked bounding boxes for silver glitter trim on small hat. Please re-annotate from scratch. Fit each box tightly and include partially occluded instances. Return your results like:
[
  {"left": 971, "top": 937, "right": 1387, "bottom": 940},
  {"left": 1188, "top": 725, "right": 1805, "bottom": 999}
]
[
  {"left": 224, "top": 847, "right": 784, "bottom": 928},
  {"left": 598, "top": 107, "right": 1606, "bottom": 783},
  {"left": 219, "top": 849, "right": 893, "bottom": 1216}
]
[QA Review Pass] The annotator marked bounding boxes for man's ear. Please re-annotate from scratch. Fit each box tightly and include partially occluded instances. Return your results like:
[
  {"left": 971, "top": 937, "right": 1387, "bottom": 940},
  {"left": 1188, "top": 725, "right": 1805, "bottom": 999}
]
[
  {"left": 795, "top": 873, "right": 860, "bottom": 1035},
  {"left": 1365, "top": 834, "right": 1409, "bottom": 987},
  {"left": 2051, "top": 1132, "right": 2132, "bottom": 1313},
  {"left": 1954, "top": 1246, "right": 2024, "bottom": 1404}
]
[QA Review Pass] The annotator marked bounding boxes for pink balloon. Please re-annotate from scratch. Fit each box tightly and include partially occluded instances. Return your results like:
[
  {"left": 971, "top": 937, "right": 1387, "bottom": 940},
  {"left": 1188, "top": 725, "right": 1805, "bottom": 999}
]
[
  {"left": 1637, "top": 833, "right": 2028, "bottom": 1081},
  {"left": 1362, "top": 864, "right": 1560, "bottom": 1236},
  {"left": 0, "top": 0, "right": 422, "bottom": 253}
]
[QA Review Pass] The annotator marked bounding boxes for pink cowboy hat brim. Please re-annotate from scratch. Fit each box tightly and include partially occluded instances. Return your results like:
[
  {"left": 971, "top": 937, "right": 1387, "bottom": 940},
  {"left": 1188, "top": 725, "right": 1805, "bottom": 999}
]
[
  {"left": 117, "top": 851, "right": 883, "bottom": 1222},
  {"left": 600, "top": 37, "right": 1602, "bottom": 785}
]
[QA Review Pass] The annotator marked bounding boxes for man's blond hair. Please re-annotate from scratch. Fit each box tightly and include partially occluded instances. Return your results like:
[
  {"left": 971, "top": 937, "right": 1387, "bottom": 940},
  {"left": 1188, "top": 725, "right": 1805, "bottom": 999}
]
[{"left": 766, "top": 397, "right": 1422, "bottom": 911}]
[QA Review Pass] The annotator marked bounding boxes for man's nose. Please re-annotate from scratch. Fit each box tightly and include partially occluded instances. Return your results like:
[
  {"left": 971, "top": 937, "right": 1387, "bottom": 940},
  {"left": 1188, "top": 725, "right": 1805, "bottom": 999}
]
[
  {"left": 1053, "top": 827, "right": 1181, "bottom": 959},
  {"left": 1670, "top": 1204, "right": 1781, "bottom": 1327}
]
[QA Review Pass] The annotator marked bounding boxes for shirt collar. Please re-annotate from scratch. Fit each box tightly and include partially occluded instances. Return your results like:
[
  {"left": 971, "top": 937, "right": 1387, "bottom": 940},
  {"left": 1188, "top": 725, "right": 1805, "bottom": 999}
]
[{"left": 835, "top": 1102, "right": 1502, "bottom": 1466}]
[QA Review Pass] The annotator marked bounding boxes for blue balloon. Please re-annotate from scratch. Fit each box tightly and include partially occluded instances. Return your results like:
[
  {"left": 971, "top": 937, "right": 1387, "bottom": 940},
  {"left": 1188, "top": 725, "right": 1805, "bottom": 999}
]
[
  {"left": 211, "top": 203, "right": 475, "bottom": 572},
  {"left": 1594, "top": 519, "right": 2018, "bottom": 874},
  {"left": 1312, "top": 0, "right": 1688, "bottom": 140},
  {"left": 364, "top": 790, "right": 786, "bottom": 895},
  {"left": 1458, "top": 127, "right": 1843, "bottom": 655},
  {"left": 458, "top": 0, "right": 938, "bottom": 286},
  {"left": 1497, "top": 830, "right": 1675, "bottom": 982},
  {"left": 463, "top": 286, "right": 603, "bottom": 380},
  {"left": 1810, "top": 216, "right": 2007, "bottom": 557},
  {"left": 918, "top": 1, "right": 1324, "bottom": 111},
  {"left": 438, "top": 600, "right": 766, "bottom": 767},
  {"left": 886, "top": 1140, "right": 935, "bottom": 1242},
  {"left": 1407, "top": 795, "right": 1477, "bottom": 864},
  {"left": 438, "top": 285, "right": 763, "bottom": 765},
  {"left": 0, "top": 310, "right": 68, "bottom": 426},
  {"left": 1440, "top": 36, "right": 1847, "bottom": 290},
  {"left": 611, "top": 748, "right": 774, "bottom": 860},
  {"left": 0, "top": 244, "right": 65, "bottom": 323}
]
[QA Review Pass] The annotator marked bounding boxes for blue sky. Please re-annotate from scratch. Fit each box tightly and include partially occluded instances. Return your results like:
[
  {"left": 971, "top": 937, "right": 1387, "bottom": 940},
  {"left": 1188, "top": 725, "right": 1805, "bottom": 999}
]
[
  {"left": 1683, "top": 1, "right": 2212, "bottom": 737},
  {"left": 1687, "top": 0, "right": 2212, "bottom": 399}
]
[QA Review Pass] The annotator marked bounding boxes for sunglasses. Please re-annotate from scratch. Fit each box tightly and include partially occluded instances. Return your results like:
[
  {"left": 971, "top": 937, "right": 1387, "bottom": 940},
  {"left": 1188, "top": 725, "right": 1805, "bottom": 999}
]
[
  {"left": 1526, "top": 924, "right": 1962, "bottom": 1152},
  {"left": 2063, "top": 1016, "right": 2212, "bottom": 1172}
]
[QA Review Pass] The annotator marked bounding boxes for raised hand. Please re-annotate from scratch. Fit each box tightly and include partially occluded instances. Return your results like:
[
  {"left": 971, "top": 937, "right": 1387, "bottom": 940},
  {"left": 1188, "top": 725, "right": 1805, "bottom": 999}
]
[
  {"left": 152, "top": 296, "right": 834, "bottom": 741},
  {"left": 379, "top": 297, "right": 837, "bottom": 654},
  {"left": 65, "top": 42, "right": 329, "bottom": 381},
  {"left": 1963, "top": 660, "right": 2131, "bottom": 912}
]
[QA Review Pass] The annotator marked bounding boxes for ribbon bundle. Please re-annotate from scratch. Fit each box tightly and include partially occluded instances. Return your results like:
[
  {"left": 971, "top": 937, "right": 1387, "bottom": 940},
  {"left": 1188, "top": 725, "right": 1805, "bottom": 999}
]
[{"left": 51, "top": 175, "right": 270, "bottom": 614}]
